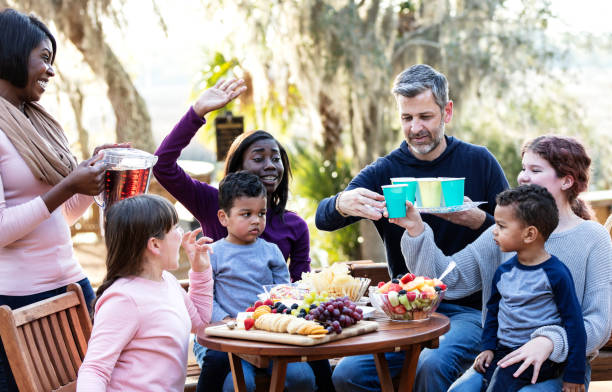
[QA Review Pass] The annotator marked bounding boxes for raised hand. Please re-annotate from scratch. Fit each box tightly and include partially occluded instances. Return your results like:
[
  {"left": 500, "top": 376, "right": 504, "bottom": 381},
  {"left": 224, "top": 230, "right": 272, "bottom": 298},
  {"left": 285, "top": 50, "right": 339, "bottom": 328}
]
[
  {"left": 181, "top": 227, "right": 213, "bottom": 272},
  {"left": 193, "top": 78, "right": 247, "bottom": 117}
]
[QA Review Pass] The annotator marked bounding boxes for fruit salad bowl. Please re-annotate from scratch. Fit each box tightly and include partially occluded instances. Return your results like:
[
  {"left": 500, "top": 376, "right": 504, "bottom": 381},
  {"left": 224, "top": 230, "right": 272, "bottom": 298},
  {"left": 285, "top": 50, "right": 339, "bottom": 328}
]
[{"left": 369, "top": 285, "right": 445, "bottom": 321}]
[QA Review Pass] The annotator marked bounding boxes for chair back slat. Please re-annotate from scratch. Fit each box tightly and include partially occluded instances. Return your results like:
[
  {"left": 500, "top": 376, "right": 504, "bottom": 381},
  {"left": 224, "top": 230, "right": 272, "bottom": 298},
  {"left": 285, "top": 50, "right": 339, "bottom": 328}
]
[
  {"left": 23, "top": 323, "right": 52, "bottom": 391},
  {"left": 32, "top": 319, "right": 61, "bottom": 389},
  {"left": 48, "top": 313, "right": 76, "bottom": 380},
  {"left": 66, "top": 307, "right": 88, "bottom": 359},
  {"left": 40, "top": 317, "right": 69, "bottom": 384},
  {"left": 0, "top": 284, "right": 92, "bottom": 391},
  {"left": 58, "top": 310, "right": 83, "bottom": 370}
]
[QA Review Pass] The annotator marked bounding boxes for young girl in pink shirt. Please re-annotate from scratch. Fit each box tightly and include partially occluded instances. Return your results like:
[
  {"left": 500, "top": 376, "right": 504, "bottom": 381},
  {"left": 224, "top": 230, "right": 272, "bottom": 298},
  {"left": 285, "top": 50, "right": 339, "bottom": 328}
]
[{"left": 77, "top": 195, "right": 214, "bottom": 391}]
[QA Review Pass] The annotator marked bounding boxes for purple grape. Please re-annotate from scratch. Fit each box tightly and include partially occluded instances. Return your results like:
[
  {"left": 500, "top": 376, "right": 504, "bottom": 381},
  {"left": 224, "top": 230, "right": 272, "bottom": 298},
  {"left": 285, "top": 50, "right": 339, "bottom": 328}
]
[
  {"left": 326, "top": 305, "right": 335, "bottom": 312},
  {"left": 349, "top": 304, "right": 356, "bottom": 311},
  {"left": 355, "top": 307, "right": 363, "bottom": 314},
  {"left": 352, "top": 311, "right": 362, "bottom": 321},
  {"left": 332, "top": 308, "right": 340, "bottom": 317}
]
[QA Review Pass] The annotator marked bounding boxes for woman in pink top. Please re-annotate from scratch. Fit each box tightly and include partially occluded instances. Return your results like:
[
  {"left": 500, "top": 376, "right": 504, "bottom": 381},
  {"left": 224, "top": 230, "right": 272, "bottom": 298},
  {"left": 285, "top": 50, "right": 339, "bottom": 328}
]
[
  {"left": 0, "top": 9, "right": 125, "bottom": 391},
  {"left": 77, "top": 195, "right": 214, "bottom": 391}
]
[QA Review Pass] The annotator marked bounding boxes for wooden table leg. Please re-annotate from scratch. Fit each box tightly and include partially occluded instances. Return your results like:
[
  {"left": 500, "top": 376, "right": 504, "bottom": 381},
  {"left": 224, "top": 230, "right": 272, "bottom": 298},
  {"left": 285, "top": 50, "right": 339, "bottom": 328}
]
[
  {"left": 269, "top": 359, "right": 288, "bottom": 392},
  {"left": 373, "top": 352, "right": 395, "bottom": 392},
  {"left": 229, "top": 352, "right": 248, "bottom": 392},
  {"left": 397, "top": 344, "right": 422, "bottom": 392}
]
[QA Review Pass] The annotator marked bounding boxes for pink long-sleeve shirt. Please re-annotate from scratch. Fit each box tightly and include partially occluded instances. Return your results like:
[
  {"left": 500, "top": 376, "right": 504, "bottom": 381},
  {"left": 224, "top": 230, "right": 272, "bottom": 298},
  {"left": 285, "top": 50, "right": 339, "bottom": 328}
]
[
  {"left": 77, "top": 269, "right": 214, "bottom": 392},
  {"left": 0, "top": 130, "right": 91, "bottom": 295}
]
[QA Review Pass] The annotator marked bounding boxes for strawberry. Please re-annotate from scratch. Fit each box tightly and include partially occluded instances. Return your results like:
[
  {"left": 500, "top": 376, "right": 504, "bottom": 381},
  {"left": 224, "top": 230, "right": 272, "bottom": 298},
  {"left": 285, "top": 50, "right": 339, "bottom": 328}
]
[
  {"left": 438, "top": 284, "right": 447, "bottom": 290},
  {"left": 400, "top": 273, "right": 415, "bottom": 284},
  {"left": 388, "top": 283, "right": 403, "bottom": 293},
  {"left": 393, "top": 305, "right": 407, "bottom": 314},
  {"left": 377, "top": 281, "right": 386, "bottom": 288},
  {"left": 271, "top": 309, "right": 277, "bottom": 313},
  {"left": 253, "top": 300, "right": 264, "bottom": 309},
  {"left": 406, "top": 291, "right": 417, "bottom": 301},
  {"left": 263, "top": 299, "right": 274, "bottom": 307},
  {"left": 244, "top": 318, "right": 255, "bottom": 330},
  {"left": 245, "top": 307, "right": 255, "bottom": 312}
]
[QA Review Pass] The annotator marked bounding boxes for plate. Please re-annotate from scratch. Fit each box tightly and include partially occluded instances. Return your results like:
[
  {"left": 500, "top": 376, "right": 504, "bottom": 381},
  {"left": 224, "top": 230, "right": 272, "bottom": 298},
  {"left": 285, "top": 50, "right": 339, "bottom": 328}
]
[{"left": 416, "top": 201, "right": 487, "bottom": 214}]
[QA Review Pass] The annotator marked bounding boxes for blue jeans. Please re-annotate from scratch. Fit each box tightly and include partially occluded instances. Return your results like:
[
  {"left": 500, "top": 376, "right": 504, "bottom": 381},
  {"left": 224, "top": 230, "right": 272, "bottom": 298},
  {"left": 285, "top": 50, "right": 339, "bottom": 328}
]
[
  {"left": 194, "top": 340, "right": 332, "bottom": 392},
  {"left": 0, "top": 278, "right": 95, "bottom": 392},
  {"left": 332, "top": 302, "right": 482, "bottom": 392},
  {"left": 220, "top": 358, "right": 315, "bottom": 392},
  {"left": 448, "top": 361, "right": 592, "bottom": 392}
]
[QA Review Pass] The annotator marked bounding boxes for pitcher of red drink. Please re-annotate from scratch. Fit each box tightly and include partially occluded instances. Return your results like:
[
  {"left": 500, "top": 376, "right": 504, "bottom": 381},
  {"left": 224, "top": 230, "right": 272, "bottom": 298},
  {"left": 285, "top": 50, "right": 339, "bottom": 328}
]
[{"left": 94, "top": 148, "right": 158, "bottom": 209}]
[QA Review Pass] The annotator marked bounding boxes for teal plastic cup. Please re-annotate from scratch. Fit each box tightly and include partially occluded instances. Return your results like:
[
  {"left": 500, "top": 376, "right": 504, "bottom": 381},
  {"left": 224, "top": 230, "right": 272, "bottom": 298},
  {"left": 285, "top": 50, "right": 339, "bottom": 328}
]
[
  {"left": 416, "top": 178, "right": 442, "bottom": 208},
  {"left": 390, "top": 177, "right": 418, "bottom": 204},
  {"left": 382, "top": 184, "right": 408, "bottom": 218},
  {"left": 440, "top": 177, "right": 465, "bottom": 207}
]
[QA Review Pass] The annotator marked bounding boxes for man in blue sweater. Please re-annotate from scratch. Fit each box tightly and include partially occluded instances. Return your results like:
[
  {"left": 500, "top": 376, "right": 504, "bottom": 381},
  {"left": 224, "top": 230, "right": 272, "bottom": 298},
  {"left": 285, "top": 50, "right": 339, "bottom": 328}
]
[{"left": 324, "top": 64, "right": 509, "bottom": 392}]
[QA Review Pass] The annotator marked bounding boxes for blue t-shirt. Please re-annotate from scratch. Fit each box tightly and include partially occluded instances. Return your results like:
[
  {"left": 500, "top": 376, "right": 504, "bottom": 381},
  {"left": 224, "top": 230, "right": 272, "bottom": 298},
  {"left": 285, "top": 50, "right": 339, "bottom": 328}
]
[{"left": 482, "top": 255, "right": 586, "bottom": 384}]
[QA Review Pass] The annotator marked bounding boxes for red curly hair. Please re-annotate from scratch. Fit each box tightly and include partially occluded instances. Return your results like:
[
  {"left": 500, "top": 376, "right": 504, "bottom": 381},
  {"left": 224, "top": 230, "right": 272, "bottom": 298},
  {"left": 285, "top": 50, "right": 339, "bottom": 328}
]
[{"left": 522, "top": 135, "right": 593, "bottom": 220}]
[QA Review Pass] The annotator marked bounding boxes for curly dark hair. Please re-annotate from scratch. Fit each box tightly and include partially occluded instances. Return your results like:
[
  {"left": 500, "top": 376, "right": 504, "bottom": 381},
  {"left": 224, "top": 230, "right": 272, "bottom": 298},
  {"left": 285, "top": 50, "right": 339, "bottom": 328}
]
[
  {"left": 218, "top": 171, "right": 267, "bottom": 214},
  {"left": 496, "top": 184, "right": 559, "bottom": 240}
]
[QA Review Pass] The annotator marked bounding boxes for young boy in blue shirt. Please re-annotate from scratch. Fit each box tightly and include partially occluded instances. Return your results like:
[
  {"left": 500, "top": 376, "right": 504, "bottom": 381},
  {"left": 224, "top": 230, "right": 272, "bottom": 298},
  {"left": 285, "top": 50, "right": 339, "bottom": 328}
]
[
  {"left": 475, "top": 184, "right": 586, "bottom": 392},
  {"left": 201, "top": 171, "right": 315, "bottom": 392}
]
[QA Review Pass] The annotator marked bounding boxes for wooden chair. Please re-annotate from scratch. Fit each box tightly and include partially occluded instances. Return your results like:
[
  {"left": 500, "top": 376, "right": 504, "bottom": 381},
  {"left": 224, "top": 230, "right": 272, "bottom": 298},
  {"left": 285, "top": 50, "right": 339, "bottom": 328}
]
[{"left": 0, "top": 283, "right": 92, "bottom": 392}]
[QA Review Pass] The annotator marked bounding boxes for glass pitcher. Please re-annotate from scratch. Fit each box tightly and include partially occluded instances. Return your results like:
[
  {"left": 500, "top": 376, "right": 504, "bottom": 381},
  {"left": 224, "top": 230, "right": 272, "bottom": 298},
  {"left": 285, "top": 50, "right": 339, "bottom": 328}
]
[{"left": 93, "top": 148, "right": 158, "bottom": 209}]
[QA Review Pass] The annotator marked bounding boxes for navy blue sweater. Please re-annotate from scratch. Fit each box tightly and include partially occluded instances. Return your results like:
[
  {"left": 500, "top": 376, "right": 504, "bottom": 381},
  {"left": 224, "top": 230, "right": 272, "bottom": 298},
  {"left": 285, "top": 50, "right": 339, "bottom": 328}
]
[
  {"left": 483, "top": 256, "right": 586, "bottom": 384},
  {"left": 316, "top": 136, "right": 509, "bottom": 309}
]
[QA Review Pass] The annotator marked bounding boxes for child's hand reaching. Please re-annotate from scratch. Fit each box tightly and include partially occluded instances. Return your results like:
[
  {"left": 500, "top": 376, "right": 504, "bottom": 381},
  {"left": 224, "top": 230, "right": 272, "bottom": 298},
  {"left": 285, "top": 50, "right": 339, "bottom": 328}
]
[
  {"left": 473, "top": 350, "right": 493, "bottom": 374},
  {"left": 387, "top": 201, "right": 425, "bottom": 237},
  {"left": 181, "top": 228, "right": 213, "bottom": 272},
  {"left": 562, "top": 382, "right": 585, "bottom": 392}
]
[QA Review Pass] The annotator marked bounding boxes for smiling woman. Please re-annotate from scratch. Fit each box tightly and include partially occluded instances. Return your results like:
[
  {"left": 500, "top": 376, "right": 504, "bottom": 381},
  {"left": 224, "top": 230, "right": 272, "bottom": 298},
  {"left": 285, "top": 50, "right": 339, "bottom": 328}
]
[{"left": 0, "top": 8, "right": 122, "bottom": 391}]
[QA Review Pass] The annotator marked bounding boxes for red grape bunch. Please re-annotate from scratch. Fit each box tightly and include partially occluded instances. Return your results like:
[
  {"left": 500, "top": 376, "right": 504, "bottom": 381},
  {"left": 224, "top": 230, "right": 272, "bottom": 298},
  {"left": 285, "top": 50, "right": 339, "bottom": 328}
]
[{"left": 305, "top": 296, "right": 363, "bottom": 334}]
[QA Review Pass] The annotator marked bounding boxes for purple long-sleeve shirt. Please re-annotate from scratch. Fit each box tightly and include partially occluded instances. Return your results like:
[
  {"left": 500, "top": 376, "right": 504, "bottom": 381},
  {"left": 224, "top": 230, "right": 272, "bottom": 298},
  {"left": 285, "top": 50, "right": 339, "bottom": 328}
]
[{"left": 153, "top": 107, "right": 311, "bottom": 282}]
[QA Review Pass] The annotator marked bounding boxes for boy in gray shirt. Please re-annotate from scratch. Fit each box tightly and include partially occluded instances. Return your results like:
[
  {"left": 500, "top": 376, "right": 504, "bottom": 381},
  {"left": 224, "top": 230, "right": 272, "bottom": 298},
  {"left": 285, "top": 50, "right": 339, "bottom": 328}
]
[
  {"left": 475, "top": 185, "right": 586, "bottom": 392},
  {"left": 200, "top": 171, "right": 315, "bottom": 392}
]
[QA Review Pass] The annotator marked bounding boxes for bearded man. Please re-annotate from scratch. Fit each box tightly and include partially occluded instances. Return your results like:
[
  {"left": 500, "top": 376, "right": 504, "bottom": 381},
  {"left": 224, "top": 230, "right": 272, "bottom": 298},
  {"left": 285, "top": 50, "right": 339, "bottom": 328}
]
[{"left": 316, "top": 64, "right": 509, "bottom": 392}]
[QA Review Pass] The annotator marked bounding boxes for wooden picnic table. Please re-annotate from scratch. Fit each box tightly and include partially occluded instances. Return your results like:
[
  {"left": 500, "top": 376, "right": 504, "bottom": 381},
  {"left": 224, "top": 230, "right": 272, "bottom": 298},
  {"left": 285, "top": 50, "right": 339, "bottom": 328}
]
[{"left": 198, "top": 313, "right": 450, "bottom": 392}]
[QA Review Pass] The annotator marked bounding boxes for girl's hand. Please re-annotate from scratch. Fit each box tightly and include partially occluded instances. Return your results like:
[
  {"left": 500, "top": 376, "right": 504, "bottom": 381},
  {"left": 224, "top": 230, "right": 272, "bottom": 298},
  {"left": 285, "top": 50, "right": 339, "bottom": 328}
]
[
  {"left": 193, "top": 78, "right": 247, "bottom": 117},
  {"left": 387, "top": 201, "right": 425, "bottom": 236},
  {"left": 473, "top": 350, "right": 493, "bottom": 374},
  {"left": 181, "top": 228, "right": 213, "bottom": 272},
  {"left": 497, "top": 336, "right": 553, "bottom": 384},
  {"left": 562, "top": 382, "right": 585, "bottom": 392}
]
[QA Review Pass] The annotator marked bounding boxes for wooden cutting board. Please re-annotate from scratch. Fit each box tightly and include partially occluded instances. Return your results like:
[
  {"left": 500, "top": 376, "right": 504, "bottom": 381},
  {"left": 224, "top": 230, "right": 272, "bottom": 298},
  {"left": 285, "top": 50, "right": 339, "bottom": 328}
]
[{"left": 205, "top": 320, "right": 379, "bottom": 346}]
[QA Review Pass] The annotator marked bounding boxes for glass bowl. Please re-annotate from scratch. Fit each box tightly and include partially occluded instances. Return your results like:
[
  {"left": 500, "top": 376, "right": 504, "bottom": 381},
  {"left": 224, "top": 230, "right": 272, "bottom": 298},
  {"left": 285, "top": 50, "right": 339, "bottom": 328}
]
[{"left": 368, "top": 286, "right": 445, "bottom": 321}]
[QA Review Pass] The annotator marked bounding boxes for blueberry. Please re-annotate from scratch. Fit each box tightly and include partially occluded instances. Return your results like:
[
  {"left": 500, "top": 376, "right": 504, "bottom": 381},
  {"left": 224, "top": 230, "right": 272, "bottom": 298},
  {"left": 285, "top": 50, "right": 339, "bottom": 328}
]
[
  {"left": 434, "top": 286, "right": 442, "bottom": 292},
  {"left": 398, "top": 290, "right": 407, "bottom": 295},
  {"left": 310, "top": 304, "right": 317, "bottom": 309},
  {"left": 291, "top": 303, "right": 299, "bottom": 309},
  {"left": 391, "top": 279, "right": 399, "bottom": 284}
]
